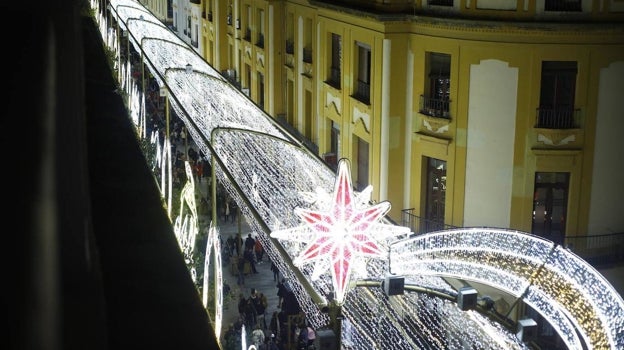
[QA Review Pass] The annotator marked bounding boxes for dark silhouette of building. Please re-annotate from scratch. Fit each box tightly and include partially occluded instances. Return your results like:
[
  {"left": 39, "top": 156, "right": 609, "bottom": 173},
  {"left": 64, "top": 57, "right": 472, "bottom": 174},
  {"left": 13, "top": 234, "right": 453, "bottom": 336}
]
[{"left": 10, "top": 1, "right": 220, "bottom": 349}]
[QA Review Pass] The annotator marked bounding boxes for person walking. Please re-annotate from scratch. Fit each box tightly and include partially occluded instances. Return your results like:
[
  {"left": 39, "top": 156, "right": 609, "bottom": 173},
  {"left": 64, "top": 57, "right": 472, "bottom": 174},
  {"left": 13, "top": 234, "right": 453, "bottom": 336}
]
[
  {"left": 244, "top": 247, "right": 258, "bottom": 274},
  {"left": 254, "top": 238, "right": 264, "bottom": 263},
  {"left": 236, "top": 256, "right": 245, "bottom": 286},
  {"left": 270, "top": 259, "right": 280, "bottom": 281}
]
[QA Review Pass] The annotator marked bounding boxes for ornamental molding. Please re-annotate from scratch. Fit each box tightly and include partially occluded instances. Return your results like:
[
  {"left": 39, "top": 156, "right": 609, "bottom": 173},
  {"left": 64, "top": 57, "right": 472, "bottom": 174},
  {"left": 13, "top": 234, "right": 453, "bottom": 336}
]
[
  {"left": 537, "top": 133, "right": 575, "bottom": 146},
  {"left": 422, "top": 117, "right": 449, "bottom": 134},
  {"left": 326, "top": 91, "right": 341, "bottom": 115},
  {"left": 353, "top": 105, "right": 371, "bottom": 133},
  {"left": 256, "top": 52, "right": 264, "bottom": 68}
]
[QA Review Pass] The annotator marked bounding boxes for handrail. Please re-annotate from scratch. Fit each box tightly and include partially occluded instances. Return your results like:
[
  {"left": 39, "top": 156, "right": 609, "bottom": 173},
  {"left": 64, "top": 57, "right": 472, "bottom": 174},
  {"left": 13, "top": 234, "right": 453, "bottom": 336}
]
[{"left": 401, "top": 208, "right": 624, "bottom": 267}]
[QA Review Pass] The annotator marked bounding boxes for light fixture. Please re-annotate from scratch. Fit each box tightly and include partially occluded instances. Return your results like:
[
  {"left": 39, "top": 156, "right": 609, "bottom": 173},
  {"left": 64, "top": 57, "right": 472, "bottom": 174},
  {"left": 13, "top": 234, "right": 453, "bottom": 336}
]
[
  {"left": 185, "top": 63, "right": 193, "bottom": 73},
  {"left": 516, "top": 318, "right": 538, "bottom": 343},
  {"left": 383, "top": 275, "right": 405, "bottom": 296},
  {"left": 457, "top": 286, "right": 478, "bottom": 311}
]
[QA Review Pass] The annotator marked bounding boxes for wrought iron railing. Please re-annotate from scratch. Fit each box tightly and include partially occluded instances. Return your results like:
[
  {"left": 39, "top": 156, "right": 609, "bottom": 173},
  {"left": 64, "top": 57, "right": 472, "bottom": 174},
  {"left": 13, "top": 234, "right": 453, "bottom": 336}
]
[
  {"left": 303, "top": 47, "right": 313, "bottom": 64},
  {"left": 275, "top": 115, "right": 318, "bottom": 155},
  {"left": 535, "top": 107, "right": 580, "bottom": 129},
  {"left": 256, "top": 33, "right": 264, "bottom": 48},
  {"left": 545, "top": 0, "right": 582, "bottom": 11},
  {"left": 327, "top": 67, "right": 340, "bottom": 89},
  {"left": 428, "top": 0, "right": 453, "bottom": 6},
  {"left": 285, "top": 39, "right": 294, "bottom": 54},
  {"left": 353, "top": 79, "right": 370, "bottom": 104},
  {"left": 565, "top": 233, "right": 624, "bottom": 267},
  {"left": 419, "top": 95, "right": 450, "bottom": 119},
  {"left": 401, "top": 208, "right": 458, "bottom": 235},
  {"left": 402, "top": 208, "right": 624, "bottom": 268}
]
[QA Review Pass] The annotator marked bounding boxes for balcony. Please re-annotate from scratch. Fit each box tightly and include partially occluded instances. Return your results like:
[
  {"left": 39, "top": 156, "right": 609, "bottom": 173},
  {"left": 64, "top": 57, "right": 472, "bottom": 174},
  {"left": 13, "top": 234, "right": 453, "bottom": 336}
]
[
  {"left": 428, "top": 0, "right": 453, "bottom": 6},
  {"left": 545, "top": 0, "right": 582, "bottom": 11},
  {"left": 353, "top": 79, "right": 370, "bottom": 105},
  {"left": 226, "top": 14, "right": 232, "bottom": 25},
  {"left": 326, "top": 67, "right": 341, "bottom": 89},
  {"left": 419, "top": 95, "right": 450, "bottom": 119},
  {"left": 256, "top": 33, "right": 264, "bottom": 49},
  {"left": 402, "top": 208, "right": 624, "bottom": 269},
  {"left": 535, "top": 107, "right": 580, "bottom": 129},
  {"left": 285, "top": 39, "right": 294, "bottom": 55},
  {"left": 303, "top": 47, "right": 313, "bottom": 64},
  {"left": 401, "top": 208, "right": 457, "bottom": 235}
]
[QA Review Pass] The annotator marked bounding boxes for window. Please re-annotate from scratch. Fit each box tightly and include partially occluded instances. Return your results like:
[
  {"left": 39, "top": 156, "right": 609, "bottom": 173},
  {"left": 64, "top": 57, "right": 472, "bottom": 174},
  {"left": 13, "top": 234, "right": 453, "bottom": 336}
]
[
  {"left": 421, "top": 52, "right": 450, "bottom": 118},
  {"left": 303, "top": 18, "right": 313, "bottom": 63},
  {"left": 537, "top": 61, "right": 577, "bottom": 129},
  {"left": 285, "top": 13, "right": 294, "bottom": 54},
  {"left": 257, "top": 9, "right": 264, "bottom": 48},
  {"left": 354, "top": 42, "right": 371, "bottom": 104},
  {"left": 328, "top": 33, "right": 342, "bottom": 89}
]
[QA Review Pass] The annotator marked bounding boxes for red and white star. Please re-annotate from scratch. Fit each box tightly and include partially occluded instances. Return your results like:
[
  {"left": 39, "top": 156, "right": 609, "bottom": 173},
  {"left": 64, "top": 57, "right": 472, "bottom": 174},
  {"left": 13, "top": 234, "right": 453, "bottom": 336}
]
[{"left": 271, "top": 159, "right": 409, "bottom": 304}]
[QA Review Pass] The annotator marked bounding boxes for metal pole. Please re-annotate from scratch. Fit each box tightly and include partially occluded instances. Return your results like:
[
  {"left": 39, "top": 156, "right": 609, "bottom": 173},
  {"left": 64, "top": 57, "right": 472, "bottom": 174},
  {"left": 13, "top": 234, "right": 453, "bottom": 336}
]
[{"left": 165, "top": 91, "right": 172, "bottom": 218}]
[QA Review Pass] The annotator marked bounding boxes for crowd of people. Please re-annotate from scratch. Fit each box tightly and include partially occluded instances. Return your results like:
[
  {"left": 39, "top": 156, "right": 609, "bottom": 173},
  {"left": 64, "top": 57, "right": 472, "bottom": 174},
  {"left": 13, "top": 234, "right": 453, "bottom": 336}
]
[{"left": 221, "top": 230, "right": 316, "bottom": 350}]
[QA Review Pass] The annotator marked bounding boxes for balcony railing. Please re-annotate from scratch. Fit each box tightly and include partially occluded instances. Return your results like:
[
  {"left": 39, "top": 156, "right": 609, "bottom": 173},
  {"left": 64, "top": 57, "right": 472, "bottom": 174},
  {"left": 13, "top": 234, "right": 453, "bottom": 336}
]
[
  {"left": 256, "top": 33, "right": 264, "bottom": 49},
  {"left": 419, "top": 95, "right": 450, "bottom": 119},
  {"left": 535, "top": 107, "right": 580, "bottom": 129},
  {"left": 401, "top": 208, "right": 458, "bottom": 235},
  {"left": 428, "top": 0, "right": 453, "bottom": 6},
  {"left": 545, "top": 0, "right": 582, "bottom": 11},
  {"left": 566, "top": 233, "right": 624, "bottom": 267},
  {"left": 303, "top": 47, "right": 313, "bottom": 64},
  {"left": 353, "top": 79, "right": 370, "bottom": 104},
  {"left": 276, "top": 115, "right": 319, "bottom": 155},
  {"left": 327, "top": 67, "right": 340, "bottom": 89},
  {"left": 285, "top": 40, "right": 294, "bottom": 54},
  {"left": 402, "top": 208, "right": 624, "bottom": 268},
  {"left": 226, "top": 14, "right": 232, "bottom": 25}
]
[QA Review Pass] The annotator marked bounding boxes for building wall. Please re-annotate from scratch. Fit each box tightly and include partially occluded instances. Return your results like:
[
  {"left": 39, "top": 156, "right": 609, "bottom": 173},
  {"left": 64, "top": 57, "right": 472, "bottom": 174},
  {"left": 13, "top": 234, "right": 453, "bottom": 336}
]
[
  {"left": 464, "top": 59, "right": 517, "bottom": 228},
  {"left": 157, "top": 0, "right": 624, "bottom": 236}
]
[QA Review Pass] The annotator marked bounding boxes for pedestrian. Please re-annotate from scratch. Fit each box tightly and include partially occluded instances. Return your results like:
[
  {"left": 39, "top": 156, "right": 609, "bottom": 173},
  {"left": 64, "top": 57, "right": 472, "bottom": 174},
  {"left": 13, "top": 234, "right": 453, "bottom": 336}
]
[
  {"left": 254, "top": 238, "right": 264, "bottom": 263},
  {"left": 236, "top": 256, "right": 245, "bottom": 286},
  {"left": 276, "top": 278, "right": 287, "bottom": 308},
  {"left": 224, "top": 199, "right": 230, "bottom": 222},
  {"left": 245, "top": 233, "right": 255, "bottom": 251},
  {"left": 227, "top": 236, "right": 236, "bottom": 256},
  {"left": 230, "top": 199, "right": 237, "bottom": 223},
  {"left": 244, "top": 295, "right": 258, "bottom": 330},
  {"left": 244, "top": 247, "right": 258, "bottom": 273},
  {"left": 251, "top": 323, "right": 265, "bottom": 350},
  {"left": 270, "top": 260, "right": 279, "bottom": 281},
  {"left": 251, "top": 289, "right": 267, "bottom": 329}
]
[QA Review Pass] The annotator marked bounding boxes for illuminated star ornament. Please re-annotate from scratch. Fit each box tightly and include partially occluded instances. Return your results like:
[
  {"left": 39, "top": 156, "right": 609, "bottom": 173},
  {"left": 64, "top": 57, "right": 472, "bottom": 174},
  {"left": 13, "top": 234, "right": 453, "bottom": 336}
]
[{"left": 272, "top": 158, "right": 409, "bottom": 304}]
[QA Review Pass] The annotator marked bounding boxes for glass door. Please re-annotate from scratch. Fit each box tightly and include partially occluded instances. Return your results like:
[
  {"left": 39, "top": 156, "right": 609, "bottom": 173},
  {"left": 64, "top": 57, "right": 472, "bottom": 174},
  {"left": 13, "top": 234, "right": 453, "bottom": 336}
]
[{"left": 532, "top": 172, "right": 569, "bottom": 245}]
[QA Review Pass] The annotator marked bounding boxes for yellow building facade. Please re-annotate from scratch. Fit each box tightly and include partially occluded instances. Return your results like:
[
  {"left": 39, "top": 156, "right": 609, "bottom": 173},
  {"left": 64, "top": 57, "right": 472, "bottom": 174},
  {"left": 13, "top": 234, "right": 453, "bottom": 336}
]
[{"left": 166, "top": 0, "right": 624, "bottom": 244}]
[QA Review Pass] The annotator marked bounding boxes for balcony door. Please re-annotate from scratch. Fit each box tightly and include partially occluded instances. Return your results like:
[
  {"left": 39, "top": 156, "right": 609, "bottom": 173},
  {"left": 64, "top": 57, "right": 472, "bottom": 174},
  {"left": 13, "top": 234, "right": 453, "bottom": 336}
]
[
  {"left": 424, "top": 157, "right": 446, "bottom": 232},
  {"left": 532, "top": 172, "right": 569, "bottom": 245}
]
